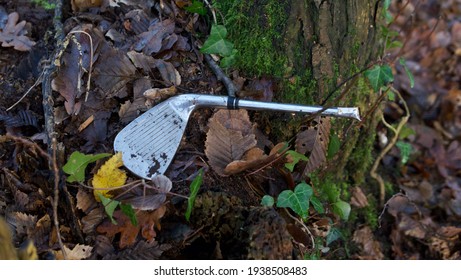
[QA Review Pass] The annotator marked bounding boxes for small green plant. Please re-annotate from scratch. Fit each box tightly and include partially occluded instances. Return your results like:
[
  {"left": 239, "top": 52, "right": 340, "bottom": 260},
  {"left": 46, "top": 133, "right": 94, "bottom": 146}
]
[
  {"left": 184, "top": 0, "right": 207, "bottom": 16},
  {"left": 62, "top": 151, "right": 111, "bottom": 183},
  {"left": 31, "top": 0, "right": 56, "bottom": 10},
  {"left": 98, "top": 194, "right": 138, "bottom": 226},
  {"left": 201, "top": 24, "right": 238, "bottom": 68},
  {"left": 261, "top": 182, "right": 324, "bottom": 221},
  {"left": 185, "top": 168, "right": 204, "bottom": 221}
]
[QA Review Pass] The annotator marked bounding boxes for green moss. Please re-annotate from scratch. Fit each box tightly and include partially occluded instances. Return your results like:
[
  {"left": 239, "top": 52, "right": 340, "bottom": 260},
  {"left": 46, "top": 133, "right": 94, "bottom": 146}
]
[{"left": 214, "top": 0, "right": 289, "bottom": 77}]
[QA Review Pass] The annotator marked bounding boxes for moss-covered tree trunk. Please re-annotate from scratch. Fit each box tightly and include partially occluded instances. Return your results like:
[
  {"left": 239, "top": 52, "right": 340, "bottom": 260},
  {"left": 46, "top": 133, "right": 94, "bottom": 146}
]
[{"left": 216, "top": 0, "right": 381, "bottom": 188}]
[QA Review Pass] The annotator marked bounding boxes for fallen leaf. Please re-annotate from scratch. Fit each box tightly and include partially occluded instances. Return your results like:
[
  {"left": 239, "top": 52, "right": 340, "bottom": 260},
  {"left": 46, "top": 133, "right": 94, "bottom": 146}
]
[
  {"left": 93, "top": 49, "right": 137, "bottom": 98},
  {"left": 76, "top": 189, "right": 98, "bottom": 214},
  {"left": 92, "top": 153, "right": 127, "bottom": 201},
  {"left": 352, "top": 226, "right": 384, "bottom": 260},
  {"left": 0, "top": 12, "right": 36, "bottom": 51},
  {"left": 223, "top": 142, "right": 288, "bottom": 175},
  {"left": 295, "top": 117, "right": 331, "bottom": 176},
  {"left": 118, "top": 175, "right": 172, "bottom": 210},
  {"left": 134, "top": 19, "right": 176, "bottom": 55},
  {"left": 54, "top": 244, "right": 93, "bottom": 260},
  {"left": 62, "top": 151, "right": 111, "bottom": 183},
  {"left": 102, "top": 240, "right": 170, "bottom": 260},
  {"left": 96, "top": 206, "right": 166, "bottom": 249},
  {"left": 205, "top": 109, "right": 257, "bottom": 176}
]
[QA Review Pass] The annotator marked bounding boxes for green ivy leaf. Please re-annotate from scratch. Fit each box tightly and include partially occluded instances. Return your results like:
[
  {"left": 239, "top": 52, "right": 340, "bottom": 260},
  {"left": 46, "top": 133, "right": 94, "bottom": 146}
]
[
  {"left": 98, "top": 194, "right": 120, "bottom": 225},
  {"left": 326, "top": 227, "right": 343, "bottom": 246},
  {"left": 185, "top": 168, "right": 203, "bottom": 221},
  {"left": 327, "top": 131, "right": 340, "bottom": 159},
  {"left": 261, "top": 195, "right": 275, "bottom": 207},
  {"left": 309, "top": 196, "right": 325, "bottom": 214},
  {"left": 200, "top": 25, "right": 234, "bottom": 57},
  {"left": 120, "top": 203, "right": 138, "bottom": 226},
  {"left": 184, "top": 0, "right": 207, "bottom": 16},
  {"left": 364, "top": 65, "right": 394, "bottom": 92},
  {"left": 332, "top": 200, "right": 351, "bottom": 221},
  {"left": 396, "top": 140, "right": 412, "bottom": 165},
  {"left": 220, "top": 48, "right": 238, "bottom": 68},
  {"left": 284, "top": 150, "right": 308, "bottom": 172},
  {"left": 62, "top": 151, "right": 111, "bottom": 183},
  {"left": 399, "top": 57, "right": 415, "bottom": 88},
  {"left": 276, "top": 182, "right": 313, "bottom": 219}
]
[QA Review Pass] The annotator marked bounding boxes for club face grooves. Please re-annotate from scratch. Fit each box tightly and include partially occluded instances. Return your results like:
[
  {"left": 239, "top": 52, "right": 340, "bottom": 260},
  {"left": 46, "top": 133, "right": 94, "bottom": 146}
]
[{"left": 114, "top": 100, "right": 188, "bottom": 179}]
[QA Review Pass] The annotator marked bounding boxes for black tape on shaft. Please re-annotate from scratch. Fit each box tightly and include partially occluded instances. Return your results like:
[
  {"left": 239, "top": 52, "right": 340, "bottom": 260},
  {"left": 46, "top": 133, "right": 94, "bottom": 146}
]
[{"left": 227, "top": 97, "right": 239, "bottom": 109}]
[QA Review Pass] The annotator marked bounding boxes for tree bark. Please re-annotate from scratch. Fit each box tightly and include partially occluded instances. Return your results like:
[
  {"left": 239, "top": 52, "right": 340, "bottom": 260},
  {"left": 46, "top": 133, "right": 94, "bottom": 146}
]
[{"left": 217, "top": 0, "right": 382, "bottom": 185}]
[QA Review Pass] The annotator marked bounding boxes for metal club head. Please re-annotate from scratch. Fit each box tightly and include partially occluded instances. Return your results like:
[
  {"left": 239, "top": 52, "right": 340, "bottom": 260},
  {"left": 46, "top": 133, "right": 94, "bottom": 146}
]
[{"left": 114, "top": 95, "right": 197, "bottom": 179}]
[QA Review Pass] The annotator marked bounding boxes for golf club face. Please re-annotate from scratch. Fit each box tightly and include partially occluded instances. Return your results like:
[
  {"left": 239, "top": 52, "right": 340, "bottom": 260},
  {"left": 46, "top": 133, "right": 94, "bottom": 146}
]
[{"left": 114, "top": 95, "right": 195, "bottom": 179}]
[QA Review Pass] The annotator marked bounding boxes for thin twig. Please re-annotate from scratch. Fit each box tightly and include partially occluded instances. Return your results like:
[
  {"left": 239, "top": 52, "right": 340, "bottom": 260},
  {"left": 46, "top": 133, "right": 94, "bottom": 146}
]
[
  {"left": 7, "top": 70, "right": 45, "bottom": 111},
  {"left": 284, "top": 208, "right": 315, "bottom": 249},
  {"left": 370, "top": 87, "right": 410, "bottom": 206},
  {"left": 51, "top": 137, "right": 66, "bottom": 259},
  {"left": 204, "top": 54, "right": 237, "bottom": 97}
]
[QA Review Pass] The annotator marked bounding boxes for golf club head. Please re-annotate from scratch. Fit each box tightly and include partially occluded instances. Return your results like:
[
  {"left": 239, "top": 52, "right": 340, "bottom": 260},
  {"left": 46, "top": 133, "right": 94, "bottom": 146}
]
[{"left": 114, "top": 95, "right": 196, "bottom": 179}]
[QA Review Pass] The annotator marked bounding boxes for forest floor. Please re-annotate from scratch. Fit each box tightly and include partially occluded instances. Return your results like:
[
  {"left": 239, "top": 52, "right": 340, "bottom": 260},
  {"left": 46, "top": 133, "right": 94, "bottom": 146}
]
[{"left": 0, "top": 0, "right": 460, "bottom": 260}]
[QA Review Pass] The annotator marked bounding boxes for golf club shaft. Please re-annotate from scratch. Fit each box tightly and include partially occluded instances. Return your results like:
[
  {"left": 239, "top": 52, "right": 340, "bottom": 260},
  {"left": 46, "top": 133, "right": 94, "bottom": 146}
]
[{"left": 190, "top": 95, "right": 360, "bottom": 121}]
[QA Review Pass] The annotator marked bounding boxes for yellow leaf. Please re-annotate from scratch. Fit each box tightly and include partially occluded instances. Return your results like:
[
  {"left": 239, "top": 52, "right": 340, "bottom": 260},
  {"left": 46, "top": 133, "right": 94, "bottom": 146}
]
[{"left": 93, "top": 153, "right": 127, "bottom": 201}]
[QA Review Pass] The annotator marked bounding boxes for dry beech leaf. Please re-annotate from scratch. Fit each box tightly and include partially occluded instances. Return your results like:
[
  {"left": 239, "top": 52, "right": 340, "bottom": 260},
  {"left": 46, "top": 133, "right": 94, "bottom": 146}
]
[
  {"left": 96, "top": 206, "right": 166, "bottom": 249},
  {"left": 205, "top": 109, "right": 257, "bottom": 176},
  {"left": 224, "top": 142, "right": 288, "bottom": 175},
  {"left": 0, "top": 12, "right": 36, "bottom": 51},
  {"left": 93, "top": 49, "right": 137, "bottom": 98},
  {"left": 352, "top": 226, "right": 384, "bottom": 260},
  {"left": 295, "top": 117, "right": 331, "bottom": 176},
  {"left": 54, "top": 244, "right": 93, "bottom": 260}
]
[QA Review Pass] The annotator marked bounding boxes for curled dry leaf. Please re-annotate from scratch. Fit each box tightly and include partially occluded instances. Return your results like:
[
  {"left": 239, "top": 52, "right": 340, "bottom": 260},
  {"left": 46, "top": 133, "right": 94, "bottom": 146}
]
[
  {"left": 143, "top": 86, "right": 177, "bottom": 103},
  {"left": 224, "top": 142, "right": 288, "bottom": 175},
  {"left": 295, "top": 117, "right": 331, "bottom": 177},
  {"left": 205, "top": 109, "right": 257, "bottom": 176},
  {"left": 0, "top": 12, "right": 35, "bottom": 51}
]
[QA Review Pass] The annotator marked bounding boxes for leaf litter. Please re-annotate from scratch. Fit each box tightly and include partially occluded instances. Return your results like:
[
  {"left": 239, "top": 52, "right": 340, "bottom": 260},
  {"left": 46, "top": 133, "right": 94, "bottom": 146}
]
[{"left": 7, "top": 0, "right": 460, "bottom": 260}]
